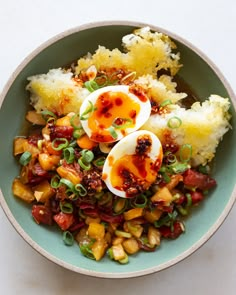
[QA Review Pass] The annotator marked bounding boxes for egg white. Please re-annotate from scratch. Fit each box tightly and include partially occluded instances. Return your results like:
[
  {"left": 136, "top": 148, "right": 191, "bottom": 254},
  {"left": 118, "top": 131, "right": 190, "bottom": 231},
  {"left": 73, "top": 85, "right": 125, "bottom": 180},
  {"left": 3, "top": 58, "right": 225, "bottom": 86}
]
[
  {"left": 102, "top": 130, "right": 163, "bottom": 198},
  {"left": 79, "top": 85, "right": 151, "bottom": 142}
]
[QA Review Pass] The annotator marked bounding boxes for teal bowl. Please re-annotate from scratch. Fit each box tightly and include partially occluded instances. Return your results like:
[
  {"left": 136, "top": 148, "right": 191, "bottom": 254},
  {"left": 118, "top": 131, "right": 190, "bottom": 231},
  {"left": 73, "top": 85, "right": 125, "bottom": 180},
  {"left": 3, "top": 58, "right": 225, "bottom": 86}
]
[{"left": 0, "top": 21, "right": 235, "bottom": 278}]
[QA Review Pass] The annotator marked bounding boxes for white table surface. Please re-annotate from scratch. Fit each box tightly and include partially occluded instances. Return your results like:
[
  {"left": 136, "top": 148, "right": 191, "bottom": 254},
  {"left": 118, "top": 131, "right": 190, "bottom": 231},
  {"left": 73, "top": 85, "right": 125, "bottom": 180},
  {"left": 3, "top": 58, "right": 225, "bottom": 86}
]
[{"left": 0, "top": 0, "right": 235, "bottom": 294}]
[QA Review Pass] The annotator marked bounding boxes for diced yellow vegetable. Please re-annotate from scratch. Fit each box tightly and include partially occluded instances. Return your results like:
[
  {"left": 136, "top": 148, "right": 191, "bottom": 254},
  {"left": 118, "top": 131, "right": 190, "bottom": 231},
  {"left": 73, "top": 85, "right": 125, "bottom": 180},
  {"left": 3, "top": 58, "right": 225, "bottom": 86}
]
[
  {"left": 111, "top": 244, "right": 126, "bottom": 261},
  {"left": 32, "top": 180, "right": 54, "bottom": 203},
  {"left": 12, "top": 178, "right": 35, "bottom": 203},
  {"left": 23, "top": 141, "right": 40, "bottom": 156},
  {"left": 148, "top": 226, "right": 161, "bottom": 246},
  {"left": 56, "top": 115, "right": 72, "bottom": 127},
  {"left": 87, "top": 222, "right": 105, "bottom": 239},
  {"left": 144, "top": 208, "right": 162, "bottom": 223},
  {"left": 123, "top": 208, "right": 144, "bottom": 221},
  {"left": 91, "top": 239, "right": 108, "bottom": 261},
  {"left": 76, "top": 134, "right": 98, "bottom": 150},
  {"left": 124, "top": 221, "right": 143, "bottom": 238},
  {"left": 112, "top": 236, "right": 125, "bottom": 246},
  {"left": 38, "top": 153, "right": 60, "bottom": 171},
  {"left": 25, "top": 110, "right": 45, "bottom": 125},
  {"left": 151, "top": 187, "right": 173, "bottom": 205},
  {"left": 13, "top": 137, "right": 28, "bottom": 155},
  {"left": 165, "top": 174, "right": 183, "bottom": 191},
  {"left": 122, "top": 238, "right": 140, "bottom": 254},
  {"left": 85, "top": 216, "right": 101, "bottom": 225},
  {"left": 57, "top": 165, "right": 81, "bottom": 185}
]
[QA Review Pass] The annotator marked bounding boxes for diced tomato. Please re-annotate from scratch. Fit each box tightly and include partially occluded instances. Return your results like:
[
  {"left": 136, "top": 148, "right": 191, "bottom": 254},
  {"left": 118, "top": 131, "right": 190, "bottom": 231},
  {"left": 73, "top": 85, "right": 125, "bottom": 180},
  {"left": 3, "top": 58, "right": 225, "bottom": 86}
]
[
  {"left": 183, "top": 169, "right": 217, "bottom": 190},
  {"left": 190, "top": 191, "right": 204, "bottom": 204},
  {"left": 49, "top": 125, "right": 74, "bottom": 141},
  {"left": 53, "top": 212, "right": 74, "bottom": 230},
  {"left": 159, "top": 221, "right": 184, "bottom": 239},
  {"left": 32, "top": 205, "right": 53, "bottom": 225},
  {"left": 28, "top": 134, "right": 43, "bottom": 147}
]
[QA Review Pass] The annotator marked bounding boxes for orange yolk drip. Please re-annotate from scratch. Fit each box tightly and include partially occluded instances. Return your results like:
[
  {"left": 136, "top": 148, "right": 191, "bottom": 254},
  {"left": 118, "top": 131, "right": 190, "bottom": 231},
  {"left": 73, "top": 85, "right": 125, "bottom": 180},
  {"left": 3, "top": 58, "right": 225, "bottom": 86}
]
[
  {"left": 88, "top": 91, "right": 140, "bottom": 142},
  {"left": 110, "top": 154, "right": 158, "bottom": 192}
]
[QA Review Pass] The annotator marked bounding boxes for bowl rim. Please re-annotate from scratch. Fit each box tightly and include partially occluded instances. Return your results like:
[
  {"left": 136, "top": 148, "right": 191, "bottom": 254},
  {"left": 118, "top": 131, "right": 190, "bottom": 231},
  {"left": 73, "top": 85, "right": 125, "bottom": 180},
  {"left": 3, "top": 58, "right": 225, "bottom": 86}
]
[{"left": 0, "top": 20, "right": 236, "bottom": 279}]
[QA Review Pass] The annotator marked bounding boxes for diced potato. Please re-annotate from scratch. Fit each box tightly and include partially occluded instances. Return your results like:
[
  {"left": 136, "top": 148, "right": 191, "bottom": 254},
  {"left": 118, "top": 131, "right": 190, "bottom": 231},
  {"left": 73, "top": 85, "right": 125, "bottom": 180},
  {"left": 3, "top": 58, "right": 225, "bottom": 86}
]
[
  {"left": 151, "top": 187, "right": 173, "bottom": 205},
  {"left": 75, "top": 227, "right": 88, "bottom": 244},
  {"left": 13, "top": 137, "right": 28, "bottom": 155},
  {"left": 91, "top": 239, "right": 108, "bottom": 261},
  {"left": 111, "top": 244, "right": 126, "bottom": 261},
  {"left": 144, "top": 208, "right": 162, "bottom": 223},
  {"left": 42, "top": 125, "right": 50, "bottom": 140},
  {"left": 87, "top": 222, "right": 105, "bottom": 239},
  {"left": 25, "top": 110, "right": 45, "bottom": 125},
  {"left": 23, "top": 141, "right": 40, "bottom": 156},
  {"left": 85, "top": 216, "right": 101, "bottom": 225},
  {"left": 165, "top": 174, "right": 183, "bottom": 191},
  {"left": 123, "top": 208, "right": 144, "bottom": 221},
  {"left": 32, "top": 180, "right": 54, "bottom": 203},
  {"left": 57, "top": 165, "right": 81, "bottom": 184},
  {"left": 148, "top": 226, "right": 161, "bottom": 247},
  {"left": 112, "top": 236, "right": 125, "bottom": 246},
  {"left": 124, "top": 221, "right": 143, "bottom": 238},
  {"left": 56, "top": 115, "right": 72, "bottom": 127},
  {"left": 20, "top": 165, "right": 30, "bottom": 184},
  {"left": 38, "top": 153, "right": 60, "bottom": 171},
  {"left": 12, "top": 178, "right": 35, "bottom": 203},
  {"left": 122, "top": 238, "right": 140, "bottom": 254}
]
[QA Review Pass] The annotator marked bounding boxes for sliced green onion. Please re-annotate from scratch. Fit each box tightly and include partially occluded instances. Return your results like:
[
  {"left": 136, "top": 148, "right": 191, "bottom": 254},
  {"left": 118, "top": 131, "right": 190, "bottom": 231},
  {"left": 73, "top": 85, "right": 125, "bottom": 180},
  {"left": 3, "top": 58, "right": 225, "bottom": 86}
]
[
  {"left": 177, "top": 205, "right": 188, "bottom": 216},
  {"left": 165, "top": 152, "right": 177, "bottom": 164},
  {"left": 78, "top": 158, "right": 91, "bottom": 170},
  {"left": 84, "top": 80, "right": 100, "bottom": 92},
  {"left": 51, "top": 138, "right": 69, "bottom": 151},
  {"left": 198, "top": 164, "right": 209, "bottom": 175},
  {"left": 80, "top": 101, "right": 97, "bottom": 121},
  {"left": 70, "top": 113, "right": 82, "bottom": 129},
  {"left": 112, "top": 117, "right": 133, "bottom": 129},
  {"left": 132, "top": 194, "right": 147, "bottom": 208},
  {"left": 50, "top": 175, "right": 61, "bottom": 188},
  {"left": 98, "top": 192, "right": 113, "bottom": 206},
  {"left": 119, "top": 253, "right": 129, "bottom": 264},
  {"left": 113, "top": 198, "right": 128, "bottom": 215},
  {"left": 107, "top": 248, "right": 114, "bottom": 260},
  {"left": 68, "top": 140, "right": 77, "bottom": 148},
  {"left": 95, "top": 74, "right": 109, "bottom": 87},
  {"left": 160, "top": 99, "right": 172, "bottom": 107},
  {"left": 19, "top": 151, "right": 32, "bottom": 166},
  {"left": 74, "top": 184, "right": 87, "bottom": 196},
  {"left": 115, "top": 230, "right": 132, "bottom": 238},
  {"left": 81, "top": 149, "right": 94, "bottom": 163},
  {"left": 93, "top": 156, "right": 106, "bottom": 167},
  {"left": 37, "top": 139, "right": 44, "bottom": 150},
  {"left": 78, "top": 208, "right": 86, "bottom": 219},
  {"left": 41, "top": 110, "right": 57, "bottom": 121},
  {"left": 60, "top": 201, "right": 73, "bottom": 214},
  {"left": 121, "top": 71, "right": 136, "bottom": 83},
  {"left": 79, "top": 243, "right": 95, "bottom": 260},
  {"left": 170, "top": 162, "right": 189, "bottom": 174},
  {"left": 68, "top": 192, "right": 79, "bottom": 201},
  {"left": 108, "top": 126, "right": 118, "bottom": 140},
  {"left": 63, "top": 147, "right": 75, "bottom": 164},
  {"left": 167, "top": 116, "right": 182, "bottom": 129},
  {"left": 186, "top": 193, "right": 192, "bottom": 207},
  {"left": 73, "top": 128, "right": 85, "bottom": 139},
  {"left": 59, "top": 178, "right": 75, "bottom": 191},
  {"left": 179, "top": 144, "right": 192, "bottom": 162},
  {"left": 62, "top": 231, "right": 74, "bottom": 246}
]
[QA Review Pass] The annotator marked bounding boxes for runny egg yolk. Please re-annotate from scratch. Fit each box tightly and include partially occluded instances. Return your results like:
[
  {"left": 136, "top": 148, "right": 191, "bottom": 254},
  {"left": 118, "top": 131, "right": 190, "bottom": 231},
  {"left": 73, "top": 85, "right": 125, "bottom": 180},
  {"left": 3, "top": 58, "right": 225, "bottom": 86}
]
[
  {"left": 109, "top": 154, "right": 161, "bottom": 197},
  {"left": 87, "top": 91, "right": 140, "bottom": 142}
]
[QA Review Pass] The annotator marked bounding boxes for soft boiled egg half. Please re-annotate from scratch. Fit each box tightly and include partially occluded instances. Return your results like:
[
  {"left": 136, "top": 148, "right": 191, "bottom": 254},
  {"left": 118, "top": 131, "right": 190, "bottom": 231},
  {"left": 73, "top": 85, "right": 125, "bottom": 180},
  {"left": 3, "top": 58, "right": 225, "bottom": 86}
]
[
  {"left": 102, "top": 130, "right": 163, "bottom": 198},
  {"left": 79, "top": 85, "right": 151, "bottom": 143}
]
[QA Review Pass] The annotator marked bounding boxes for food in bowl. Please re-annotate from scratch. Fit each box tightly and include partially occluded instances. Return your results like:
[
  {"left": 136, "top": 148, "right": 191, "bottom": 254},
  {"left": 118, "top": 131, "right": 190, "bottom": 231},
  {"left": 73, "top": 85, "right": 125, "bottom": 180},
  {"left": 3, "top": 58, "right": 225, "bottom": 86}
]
[{"left": 12, "top": 27, "right": 231, "bottom": 264}]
